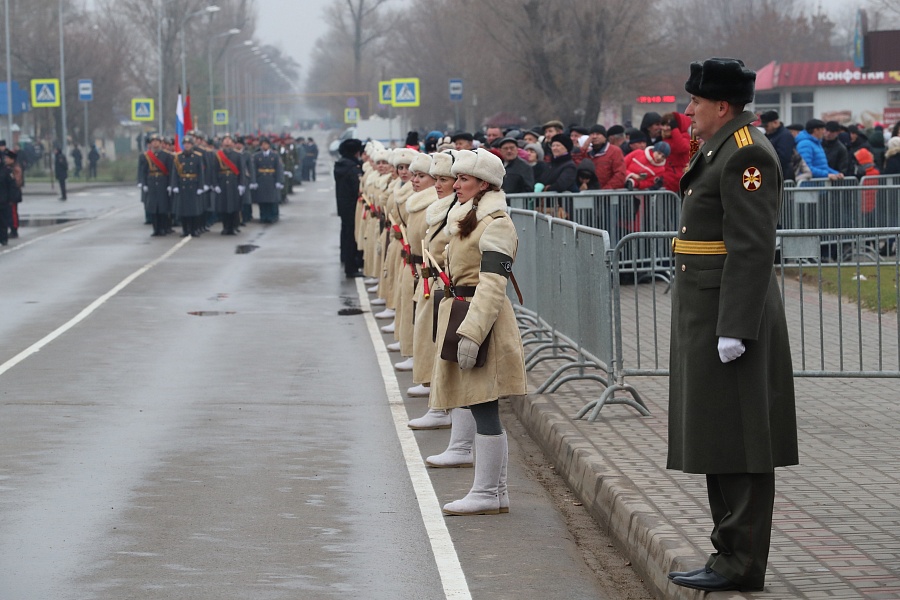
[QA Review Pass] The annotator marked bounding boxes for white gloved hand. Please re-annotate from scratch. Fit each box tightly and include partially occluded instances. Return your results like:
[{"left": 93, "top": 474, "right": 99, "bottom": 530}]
[
  {"left": 203, "top": 185, "right": 210, "bottom": 192},
  {"left": 196, "top": 188, "right": 205, "bottom": 195},
  {"left": 457, "top": 336, "right": 480, "bottom": 370},
  {"left": 718, "top": 336, "right": 746, "bottom": 363},
  {"left": 249, "top": 183, "right": 259, "bottom": 190},
  {"left": 136, "top": 183, "right": 143, "bottom": 189},
  {"left": 166, "top": 186, "right": 172, "bottom": 194},
  {"left": 238, "top": 185, "right": 246, "bottom": 195},
  {"left": 275, "top": 182, "right": 284, "bottom": 190},
  {"left": 214, "top": 186, "right": 222, "bottom": 194},
  {"left": 142, "top": 185, "right": 149, "bottom": 192},
  {"left": 172, "top": 187, "right": 179, "bottom": 194}
]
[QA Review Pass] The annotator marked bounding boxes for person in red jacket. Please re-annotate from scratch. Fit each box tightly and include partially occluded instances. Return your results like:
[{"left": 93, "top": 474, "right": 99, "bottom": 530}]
[
  {"left": 585, "top": 124, "right": 627, "bottom": 189},
  {"left": 624, "top": 142, "right": 669, "bottom": 190},
  {"left": 660, "top": 112, "right": 692, "bottom": 192}
]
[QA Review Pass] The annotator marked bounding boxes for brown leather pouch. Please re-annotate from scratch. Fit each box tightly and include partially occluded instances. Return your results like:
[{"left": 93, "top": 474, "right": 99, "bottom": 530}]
[{"left": 439, "top": 299, "right": 491, "bottom": 367}]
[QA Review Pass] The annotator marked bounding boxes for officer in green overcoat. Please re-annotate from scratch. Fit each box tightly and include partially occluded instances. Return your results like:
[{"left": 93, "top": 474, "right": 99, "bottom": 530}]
[{"left": 667, "top": 58, "right": 798, "bottom": 593}]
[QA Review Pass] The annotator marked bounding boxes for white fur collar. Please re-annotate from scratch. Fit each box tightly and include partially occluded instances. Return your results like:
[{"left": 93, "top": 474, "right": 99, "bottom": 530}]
[
  {"left": 426, "top": 192, "right": 457, "bottom": 226},
  {"left": 445, "top": 190, "right": 507, "bottom": 236},
  {"left": 395, "top": 180, "right": 414, "bottom": 204},
  {"left": 406, "top": 186, "right": 438, "bottom": 213}
]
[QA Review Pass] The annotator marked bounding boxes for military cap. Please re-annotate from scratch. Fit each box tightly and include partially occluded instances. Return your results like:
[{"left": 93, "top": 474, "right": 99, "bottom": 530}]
[
  {"left": 259, "top": 136, "right": 271, "bottom": 145},
  {"left": 685, "top": 58, "right": 756, "bottom": 106}
]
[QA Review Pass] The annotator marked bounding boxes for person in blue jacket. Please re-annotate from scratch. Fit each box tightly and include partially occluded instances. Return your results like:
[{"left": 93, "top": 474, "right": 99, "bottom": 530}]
[{"left": 795, "top": 119, "right": 843, "bottom": 181}]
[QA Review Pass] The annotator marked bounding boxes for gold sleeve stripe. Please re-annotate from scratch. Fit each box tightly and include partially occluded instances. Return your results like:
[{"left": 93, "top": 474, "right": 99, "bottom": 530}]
[{"left": 733, "top": 126, "right": 754, "bottom": 148}]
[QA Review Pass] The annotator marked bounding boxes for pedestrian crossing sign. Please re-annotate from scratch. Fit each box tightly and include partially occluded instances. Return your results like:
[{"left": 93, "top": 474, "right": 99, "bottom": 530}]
[
  {"left": 213, "top": 109, "right": 228, "bottom": 125},
  {"left": 344, "top": 108, "right": 360, "bottom": 124},
  {"left": 31, "top": 79, "right": 61, "bottom": 107},
  {"left": 131, "top": 98, "right": 154, "bottom": 122},
  {"left": 391, "top": 78, "right": 420, "bottom": 108},
  {"left": 378, "top": 81, "right": 393, "bottom": 106}
]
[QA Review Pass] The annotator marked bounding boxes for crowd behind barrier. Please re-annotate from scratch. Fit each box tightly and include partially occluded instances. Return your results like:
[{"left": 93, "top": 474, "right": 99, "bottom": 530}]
[{"left": 508, "top": 199, "right": 900, "bottom": 421}]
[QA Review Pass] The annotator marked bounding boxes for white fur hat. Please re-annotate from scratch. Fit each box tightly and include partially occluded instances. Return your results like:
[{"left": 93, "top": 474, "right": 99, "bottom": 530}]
[
  {"left": 408, "top": 153, "right": 433, "bottom": 174},
  {"left": 391, "top": 148, "right": 418, "bottom": 167},
  {"left": 429, "top": 150, "right": 455, "bottom": 178},
  {"left": 450, "top": 147, "right": 505, "bottom": 187},
  {"left": 372, "top": 149, "right": 391, "bottom": 163}
]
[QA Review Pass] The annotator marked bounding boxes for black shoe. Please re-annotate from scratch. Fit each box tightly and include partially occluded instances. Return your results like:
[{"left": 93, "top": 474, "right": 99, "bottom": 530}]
[
  {"left": 9, "top": 229, "right": 18, "bottom": 238},
  {"left": 151, "top": 231, "right": 163, "bottom": 237},
  {"left": 181, "top": 232, "right": 191, "bottom": 237},
  {"left": 345, "top": 271, "right": 364, "bottom": 278},
  {"left": 668, "top": 567, "right": 706, "bottom": 580},
  {"left": 672, "top": 568, "right": 757, "bottom": 592}
]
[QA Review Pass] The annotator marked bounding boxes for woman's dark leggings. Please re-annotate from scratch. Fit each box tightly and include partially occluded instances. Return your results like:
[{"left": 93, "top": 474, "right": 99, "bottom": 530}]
[{"left": 466, "top": 400, "right": 502, "bottom": 436}]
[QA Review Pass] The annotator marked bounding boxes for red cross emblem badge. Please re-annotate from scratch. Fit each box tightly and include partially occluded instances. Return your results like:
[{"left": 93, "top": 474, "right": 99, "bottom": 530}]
[{"left": 742, "top": 167, "right": 761, "bottom": 191}]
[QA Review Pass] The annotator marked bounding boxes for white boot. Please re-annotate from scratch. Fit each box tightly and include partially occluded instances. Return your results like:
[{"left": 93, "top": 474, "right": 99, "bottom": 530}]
[
  {"left": 364, "top": 277, "right": 379, "bottom": 285},
  {"left": 442, "top": 433, "right": 504, "bottom": 516},
  {"left": 408, "top": 408, "right": 451, "bottom": 430},
  {"left": 381, "top": 320, "right": 395, "bottom": 333},
  {"left": 407, "top": 383, "right": 430, "bottom": 397},
  {"left": 371, "top": 297, "right": 386, "bottom": 307},
  {"left": 498, "top": 432, "right": 509, "bottom": 513},
  {"left": 367, "top": 284, "right": 379, "bottom": 293},
  {"left": 394, "top": 356, "right": 414, "bottom": 371},
  {"left": 374, "top": 307, "right": 394, "bottom": 319},
  {"left": 386, "top": 341, "right": 401, "bottom": 352},
  {"left": 426, "top": 408, "right": 475, "bottom": 468}
]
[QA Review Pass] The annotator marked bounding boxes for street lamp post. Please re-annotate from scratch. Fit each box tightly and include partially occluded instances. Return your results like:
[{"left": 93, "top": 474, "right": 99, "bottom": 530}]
[
  {"left": 207, "top": 27, "right": 240, "bottom": 134},
  {"left": 58, "top": 0, "right": 67, "bottom": 153},
  {"left": 4, "top": 0, "right": 13, "bottom": 143},
  {"left": 181, "top": 5, "right": 220, "bottom": 98}
]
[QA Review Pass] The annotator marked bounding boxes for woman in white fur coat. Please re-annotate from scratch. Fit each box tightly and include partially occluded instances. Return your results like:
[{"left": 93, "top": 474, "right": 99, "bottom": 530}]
[{"left": 431, "top": 148, "right": 527, "bottom": 516}]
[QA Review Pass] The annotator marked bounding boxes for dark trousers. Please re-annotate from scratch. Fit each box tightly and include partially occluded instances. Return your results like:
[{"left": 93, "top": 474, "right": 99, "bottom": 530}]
[
  {"left": 705, "top": 472, "right": 775, "bottom": 589},
  {"left": 57, "top": 177, "right": 67, "bottom": 199},
  {"left": 242, "top": 203, "right": 253, "bottom": 224},
  {"left": 88, "top": 163, "right": 97, "bottom": 178},
  {"left": 339, "top": 215, "right": 361, "bottom": 272},
  {"left": 0, "top": 203, "right": 9, "bottom": 243}
]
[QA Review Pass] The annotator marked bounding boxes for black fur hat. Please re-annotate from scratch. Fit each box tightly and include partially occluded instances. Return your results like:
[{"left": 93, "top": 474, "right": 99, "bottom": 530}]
[
  {"left": 685, "top": 58, "right": 756, "bottom": 106},
  {"left": 338, "top": 138, "right": 363, "bottom": 158}
]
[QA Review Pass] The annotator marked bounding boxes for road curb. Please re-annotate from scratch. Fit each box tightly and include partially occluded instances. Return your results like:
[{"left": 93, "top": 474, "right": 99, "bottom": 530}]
[{"left": 511, "top": 393, "right": 707, "bottom": 600}]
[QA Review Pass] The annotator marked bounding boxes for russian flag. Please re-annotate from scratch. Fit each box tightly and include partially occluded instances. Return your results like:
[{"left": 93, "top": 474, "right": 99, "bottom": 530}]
[{"left": 175, "top": 87, "right": 184, "bottom": 152}]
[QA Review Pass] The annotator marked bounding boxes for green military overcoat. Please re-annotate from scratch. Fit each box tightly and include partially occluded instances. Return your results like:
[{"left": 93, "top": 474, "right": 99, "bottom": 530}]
[{"left": 668, "top": 111, "right": 799, "bottom": 474}]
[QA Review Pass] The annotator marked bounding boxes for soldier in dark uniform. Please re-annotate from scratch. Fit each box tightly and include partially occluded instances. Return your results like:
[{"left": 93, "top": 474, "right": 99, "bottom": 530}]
[
  {"left": 137, "top": 134, "right": 173, "bottom": 236},
  {"left": 667, "top": 58, "right": 798, "bottom": 593},
  {"left": 212, "top": 133, "right": 247, "bottom": 235},
  {"left": 234, "top": 136, "right": 253, "bottom": 225},
  {"left": 170, "top": 135, "right": 206, "bottom": 237},
  {"left": 250, "top": 137, "right": 285, "bottom": 224}
]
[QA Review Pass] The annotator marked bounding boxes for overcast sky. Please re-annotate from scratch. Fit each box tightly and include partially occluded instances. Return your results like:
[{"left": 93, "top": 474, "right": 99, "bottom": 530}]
[{"left": 256, "top": 0, "right": 860, "bottom": 87}]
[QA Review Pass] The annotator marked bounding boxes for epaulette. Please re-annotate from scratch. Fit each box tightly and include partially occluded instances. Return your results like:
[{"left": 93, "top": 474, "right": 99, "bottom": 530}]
[{"left": 733, "top": 126, "right": 754, "bottom": 148}]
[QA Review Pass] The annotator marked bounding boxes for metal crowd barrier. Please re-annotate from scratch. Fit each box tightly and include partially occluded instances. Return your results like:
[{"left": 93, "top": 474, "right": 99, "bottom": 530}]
[
  {"left": 508, "top": 209, "right": 650, "bottom": 416},
  {"left": 572, "top": 227, "right": 900, "bottom": 421}
]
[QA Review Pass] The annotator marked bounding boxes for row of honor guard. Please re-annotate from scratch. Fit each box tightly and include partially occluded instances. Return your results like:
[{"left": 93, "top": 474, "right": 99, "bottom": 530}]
[{"left": 137, "top": 132, "right": 298, "bottom": 237}]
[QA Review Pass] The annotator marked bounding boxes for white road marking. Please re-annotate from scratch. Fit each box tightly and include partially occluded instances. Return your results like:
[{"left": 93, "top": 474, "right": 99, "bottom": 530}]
[
  {"left": 0, "top": 235, "right": 192, "bottom": 377},
  {"left": 0, "top": 206, "right": 127, "bottom": 256},
  {"left": 355, "top": 278, "right": 472, "bottom": 600}
]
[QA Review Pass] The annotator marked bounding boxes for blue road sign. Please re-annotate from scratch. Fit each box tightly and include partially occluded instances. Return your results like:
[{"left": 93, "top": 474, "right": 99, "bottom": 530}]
[
  {"left": 78, "top": 79, "right": 93, "bottom": 102},
  {"left": 449, "top": 79, "right": 463, "bottom": 102},
  {"left": 392, "top": 78, "right": 419, "bottom": 107}
]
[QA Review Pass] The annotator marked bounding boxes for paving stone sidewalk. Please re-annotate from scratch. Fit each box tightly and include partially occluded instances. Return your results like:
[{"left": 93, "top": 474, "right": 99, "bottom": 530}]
[{"left": 513, "top": 288, "right": 900, "bottom": 599}]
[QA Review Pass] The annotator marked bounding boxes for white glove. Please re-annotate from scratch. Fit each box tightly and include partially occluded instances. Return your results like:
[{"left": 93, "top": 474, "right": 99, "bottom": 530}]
[
  {"left": 203, "top": 185, "right": 210, "bottom": 192},
  {"left": 142, "top": 185, "right": 149, "bottom": 192},
  {"left": 136, "top": 183, "right": 142, "bottom": 189},
  {"left": 172, "top": 187, "right": 179, "bottom": 194},
  {"left": 249, "top": 183, "right": 259, "bottom": 190},
  {"left": 196, "top": 188, "right": 205, "bottom": 195},
  {"left": 457, "top": 336, "right": 480, "bottom": 370},
  {"left": 717, "top": 336, "right": 746, "bottom": 363},
  {"left": 214, "top": 186, "right": 222, "bottom": 194},
  {"left": 238, "top": 185, "right": 246, "bottom": 195},
  {"left": 166, "top": 186, "right": 172, "bottom": 194},
  {"left": 275, "top": 182, "right": 284, "bottom": 190}
]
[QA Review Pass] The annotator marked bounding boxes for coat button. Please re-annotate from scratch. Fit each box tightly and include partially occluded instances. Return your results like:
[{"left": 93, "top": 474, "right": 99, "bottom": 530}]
[
  {"left": 707, "top": 150, "right": 713, "bottom": 157},
  {"left": 686, "top": 189, "right": 693, "bottom": 196},
  {"left": 681, "top": 226, "right": 687, "bottom": 233},
  {"left": 681, "top": 264, "right": 686, "bottom": 272}
]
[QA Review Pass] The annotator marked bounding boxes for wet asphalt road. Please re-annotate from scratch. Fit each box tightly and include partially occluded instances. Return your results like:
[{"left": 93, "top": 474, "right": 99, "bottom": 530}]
[{"left": 0, "top": 178, "right": 613, "bottom": 599}]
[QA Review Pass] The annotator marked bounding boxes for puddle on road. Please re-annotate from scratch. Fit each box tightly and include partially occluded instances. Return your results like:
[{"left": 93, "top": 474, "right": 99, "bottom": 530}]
[
  {"left": 338, "top": 308, "right": 363, "bottom": 316},
  {"left": 235, "top": 244, "right": 259, "bottom": 254},
  {"left": 187, "top": 311, "right": 237, "bottom": 316},
  {"left": 20, "top": 217, "right": 84, "bottom": 227}
]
